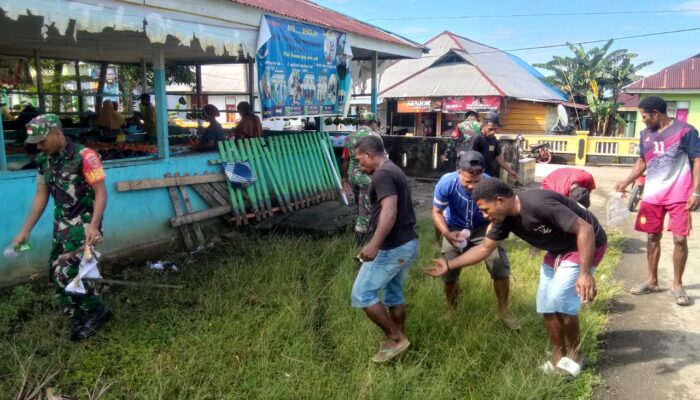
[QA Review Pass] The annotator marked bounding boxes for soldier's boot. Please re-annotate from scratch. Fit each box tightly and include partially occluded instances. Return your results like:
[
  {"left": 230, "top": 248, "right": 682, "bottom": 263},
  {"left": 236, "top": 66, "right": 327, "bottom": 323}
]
[{"left": 71, "top": 304, "right": 112, "bottom": 341}]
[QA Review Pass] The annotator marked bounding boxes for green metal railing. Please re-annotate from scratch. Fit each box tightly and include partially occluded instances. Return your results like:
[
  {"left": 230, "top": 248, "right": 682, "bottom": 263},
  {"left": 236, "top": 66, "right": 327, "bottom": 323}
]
[{"left": 217, "top": 132, "right": 343, "bottom": 224}]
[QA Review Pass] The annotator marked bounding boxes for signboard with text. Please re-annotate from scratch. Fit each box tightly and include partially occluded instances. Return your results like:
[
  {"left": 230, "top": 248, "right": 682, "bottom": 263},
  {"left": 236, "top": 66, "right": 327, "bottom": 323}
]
[
  {"left": 256, "top": 15, "right": 352, "bottom": 118},
  {"left": 442, "top": 96, "right": 501, "bottom": 112},
  {"left": 397, "top": 98, "right": 442, "bottom": 113}
]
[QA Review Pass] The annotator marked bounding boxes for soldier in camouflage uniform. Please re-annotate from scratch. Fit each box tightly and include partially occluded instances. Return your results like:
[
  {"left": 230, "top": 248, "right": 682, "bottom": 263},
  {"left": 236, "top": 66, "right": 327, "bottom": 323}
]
[
  {"left": 12, "top": 114, "right": 111, "bottom": 341},
  {"left": 341, "top": 112, "right": 382, "bottom": 246},
  {"left": 443, "top": 111, "right": 481, "bottom": 164}
]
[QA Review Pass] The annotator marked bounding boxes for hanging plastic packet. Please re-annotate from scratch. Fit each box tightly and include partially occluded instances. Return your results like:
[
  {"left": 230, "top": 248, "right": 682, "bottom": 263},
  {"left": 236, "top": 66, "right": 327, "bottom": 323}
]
[
  {"left": 607, "top": 192, "right": 630, "bottom": 226},
  {"left": 3, "top": 243, "right": 32, "bottom": 258}
]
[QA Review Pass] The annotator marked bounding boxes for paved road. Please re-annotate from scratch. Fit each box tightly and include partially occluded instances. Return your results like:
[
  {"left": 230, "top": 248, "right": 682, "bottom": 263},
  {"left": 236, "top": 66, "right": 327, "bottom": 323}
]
[{"left": 535, "top": 164, "right": 700, "bottom": 400}]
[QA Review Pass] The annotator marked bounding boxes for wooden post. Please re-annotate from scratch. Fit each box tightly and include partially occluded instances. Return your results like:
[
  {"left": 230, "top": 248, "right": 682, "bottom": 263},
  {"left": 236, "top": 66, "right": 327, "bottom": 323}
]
[
  {"left": 95, "top": 62, "right": 108, "bottom": 115},
  {"left": 140, "top": 58, "right": 148, "bottom": 93},
  {"left": 370, "top": 51, "right": 378, "bottom": 114},
  {"left": 195, "top": 64, "right": 203, "bottom": 131},
  {"left": 34, "top": 50, "right": 46, "bottom": 113},
  {"left": 0, "top": 117, "right": 6, "bottom": 171},
  {"left": 248, "top": 58, "right": 255, "bottom": 112},
  {"left": 74, "top": 61, "right": 84, "bottom": 114},
  {"left": 152, "top": 45, "right": 169, "bottom": 160}
]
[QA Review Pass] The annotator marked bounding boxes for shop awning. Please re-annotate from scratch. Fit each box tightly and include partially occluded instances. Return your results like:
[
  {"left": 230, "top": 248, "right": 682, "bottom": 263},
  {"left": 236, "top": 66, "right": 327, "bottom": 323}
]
[{"left": 0, "top": 0, "right": 257, "bottom": 64}]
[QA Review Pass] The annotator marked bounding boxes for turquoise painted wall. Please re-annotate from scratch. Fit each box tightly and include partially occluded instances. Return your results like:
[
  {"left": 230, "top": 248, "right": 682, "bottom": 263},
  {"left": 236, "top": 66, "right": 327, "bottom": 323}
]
[
  {"left": 0, "top": 154, "right": 220, "bottom": 283},
  {"left": 634, "top": 93, "right": 700, "bottom": 136}
]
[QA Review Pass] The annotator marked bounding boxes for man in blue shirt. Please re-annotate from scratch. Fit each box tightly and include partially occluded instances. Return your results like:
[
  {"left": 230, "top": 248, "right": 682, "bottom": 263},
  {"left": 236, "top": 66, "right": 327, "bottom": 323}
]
[{"left": 432, "top": 151, "right": 517, "bottom": 328}]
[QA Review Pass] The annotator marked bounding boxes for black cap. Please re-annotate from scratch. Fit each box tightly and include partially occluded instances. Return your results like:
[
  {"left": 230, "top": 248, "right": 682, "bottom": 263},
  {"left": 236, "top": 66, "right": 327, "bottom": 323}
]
[
  {"left": 458, "top": 150, "right": 485, "bottom": 171},
  {"left": 483, "top": 112, "right": 501, "bottom": 127},
  {"left": 138, "top": 93, "right": 150, "bottom": 101}
]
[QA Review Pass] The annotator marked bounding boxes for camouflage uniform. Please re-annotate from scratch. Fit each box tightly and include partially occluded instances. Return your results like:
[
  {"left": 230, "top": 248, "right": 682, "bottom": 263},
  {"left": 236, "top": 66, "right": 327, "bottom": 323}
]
[
  {"left": 445, "top": 120, "right": 481, "bottom": 163},
  {"left": 345, "top": 126, "right": 381, "bottom": 234},
  {"left": 36, "top": 139, "right": 105, "bottom": 319}
]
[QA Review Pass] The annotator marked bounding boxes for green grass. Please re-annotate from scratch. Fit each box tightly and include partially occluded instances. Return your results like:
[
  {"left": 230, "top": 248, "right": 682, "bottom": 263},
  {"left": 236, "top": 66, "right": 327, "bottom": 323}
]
[{"left": 0, "top": 220, "right": 623, "bottom": 400}]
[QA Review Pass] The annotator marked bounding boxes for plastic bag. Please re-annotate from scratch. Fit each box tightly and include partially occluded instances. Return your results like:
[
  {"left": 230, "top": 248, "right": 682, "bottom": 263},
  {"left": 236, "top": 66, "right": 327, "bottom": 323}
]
[
  {"left": 456, "top": 229, "right": 471, "bottom": 250},
  {"left": 607, "top": 192, "right": 630, "bottom": 226}
]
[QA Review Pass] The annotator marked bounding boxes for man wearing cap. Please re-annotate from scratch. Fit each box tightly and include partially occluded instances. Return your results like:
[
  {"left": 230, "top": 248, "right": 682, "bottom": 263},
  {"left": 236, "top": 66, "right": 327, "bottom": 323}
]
[
  {"left": 11, "top": 114, "right": 111, "bottom": 341},
  {"left": 432, "top": 151, "right": 517, "bottom": 327},
  {"left": 195, "top": 104, "right": 225, "bottom": 152},
  {"left": 471, "top": 112, "right": 519, "bottom": 182},
  {"left": 138, "top": 93, "right": 156, "bottom": 137},
  {"left": 342, "top": 111, "right": 382, "bottom": 245}
]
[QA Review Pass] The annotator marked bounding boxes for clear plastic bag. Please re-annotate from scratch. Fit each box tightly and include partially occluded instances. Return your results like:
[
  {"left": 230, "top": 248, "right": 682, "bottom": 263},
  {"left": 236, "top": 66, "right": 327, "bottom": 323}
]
[
  {"left": 456, "top": 229, "right": 471, "bottom": 250},
  {"left": 607, "top": 192, "right": 630, "bottom": 226}
]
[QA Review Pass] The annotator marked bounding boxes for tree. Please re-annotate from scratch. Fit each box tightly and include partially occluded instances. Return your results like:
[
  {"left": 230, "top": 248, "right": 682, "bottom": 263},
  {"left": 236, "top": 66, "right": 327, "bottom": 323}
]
[
  {"left": 116, "top": 65, "right": 196, "bottom": 113},
  {"left": 534, "top": 40, "right": 652, "bottom": 135}
]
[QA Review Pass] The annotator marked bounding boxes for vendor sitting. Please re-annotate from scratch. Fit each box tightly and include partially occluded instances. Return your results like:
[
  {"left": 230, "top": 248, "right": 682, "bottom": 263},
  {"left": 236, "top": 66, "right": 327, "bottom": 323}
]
[
  {"left": 195, "top": 104, "right": 225, "bottom": 152},
  {"left": 97, "top": 100, "right": 125, "bottom": 142}
]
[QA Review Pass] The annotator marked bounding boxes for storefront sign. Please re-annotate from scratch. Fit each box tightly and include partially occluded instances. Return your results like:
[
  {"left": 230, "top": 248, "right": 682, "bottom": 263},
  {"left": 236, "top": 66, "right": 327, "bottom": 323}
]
[
  {"left": 397, "top": 98, "right": 442, "bottom": 113},
  {"left": 255, "top": 15, "right": 352, "bottom": 118},
  {"left": 442, "top": 96, "right": 501, "bottom": 112}
]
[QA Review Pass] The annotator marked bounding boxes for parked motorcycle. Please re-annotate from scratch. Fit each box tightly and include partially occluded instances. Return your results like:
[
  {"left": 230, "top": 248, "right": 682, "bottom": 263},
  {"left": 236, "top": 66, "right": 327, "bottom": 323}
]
[
  {"left": 627, "top": 173, "right": 646, "bottom": 212},
  {"left": 521, "top": 142, "right": 552, "bottom": 164}
]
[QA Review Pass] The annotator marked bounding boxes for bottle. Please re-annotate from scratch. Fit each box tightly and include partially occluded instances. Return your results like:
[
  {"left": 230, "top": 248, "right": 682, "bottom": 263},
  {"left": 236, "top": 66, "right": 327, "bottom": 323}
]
[{"left": 607, "top": 192, "right": 630, "bottom": 226}]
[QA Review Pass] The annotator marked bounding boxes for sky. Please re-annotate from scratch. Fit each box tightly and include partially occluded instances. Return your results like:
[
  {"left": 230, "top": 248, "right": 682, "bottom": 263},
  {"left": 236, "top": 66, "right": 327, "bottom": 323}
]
[{"left": 315, "top": 0, "right": 700, "bottom": 76}]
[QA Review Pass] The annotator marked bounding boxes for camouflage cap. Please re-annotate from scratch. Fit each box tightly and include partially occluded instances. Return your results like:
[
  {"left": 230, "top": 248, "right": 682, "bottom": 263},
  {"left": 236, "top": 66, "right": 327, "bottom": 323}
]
[
  {"left": 358, "top": 111, "right": 376, "bottom": 123},
  {"left": 25, "top": 114, "right": 62, "bottom": 144}
]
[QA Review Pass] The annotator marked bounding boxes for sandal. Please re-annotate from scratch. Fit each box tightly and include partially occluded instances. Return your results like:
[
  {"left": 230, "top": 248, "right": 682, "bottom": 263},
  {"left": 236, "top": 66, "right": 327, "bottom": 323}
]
[
  {"left": 630, "top": 282, "right": 663, "bottom": 295},
  {"left": 671, "top": 287, "right": 690, "bottom": 306},
  {"left": 371, "top": 340, "right": 410, "bottom": 363}
]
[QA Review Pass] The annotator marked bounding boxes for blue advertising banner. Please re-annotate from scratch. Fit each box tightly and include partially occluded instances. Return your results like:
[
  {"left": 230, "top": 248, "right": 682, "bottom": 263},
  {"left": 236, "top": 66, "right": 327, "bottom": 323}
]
[{"left": 256, "top": 15, "right": 352, "bottom": 119}]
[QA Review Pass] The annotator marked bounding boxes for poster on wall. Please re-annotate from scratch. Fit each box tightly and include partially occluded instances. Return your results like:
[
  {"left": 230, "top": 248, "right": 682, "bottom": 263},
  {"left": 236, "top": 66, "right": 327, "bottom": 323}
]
[
  {"left": 442, "top": 96, "right": 501, "bottom": 112},
  {"left": 256, "top": 15, "right": 352, "bottom": 118}
]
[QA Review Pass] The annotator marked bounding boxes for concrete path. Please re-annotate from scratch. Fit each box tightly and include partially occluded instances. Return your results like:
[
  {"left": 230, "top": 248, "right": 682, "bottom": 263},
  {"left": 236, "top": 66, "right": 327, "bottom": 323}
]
[{"left": 534, "top": 164, "right": 700, "bottom": 400}]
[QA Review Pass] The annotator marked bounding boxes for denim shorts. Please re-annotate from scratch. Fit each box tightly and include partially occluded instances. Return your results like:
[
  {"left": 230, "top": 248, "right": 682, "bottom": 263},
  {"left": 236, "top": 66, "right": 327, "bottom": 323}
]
[
  {"left": 351, "top": 239, "right": 419, "bottom": 308},
  {"left": 536, "top": 261, "right": 597, "bottom": 316}
]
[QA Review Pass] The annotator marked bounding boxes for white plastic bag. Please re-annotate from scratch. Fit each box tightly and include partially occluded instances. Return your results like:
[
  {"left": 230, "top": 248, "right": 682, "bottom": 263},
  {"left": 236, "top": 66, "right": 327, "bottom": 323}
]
[
  {"left": 65, "top": 246, "right": 102, "bottom": 295},
  {"left": 607, "top": 192, "right": 630, "bottom": 226}
]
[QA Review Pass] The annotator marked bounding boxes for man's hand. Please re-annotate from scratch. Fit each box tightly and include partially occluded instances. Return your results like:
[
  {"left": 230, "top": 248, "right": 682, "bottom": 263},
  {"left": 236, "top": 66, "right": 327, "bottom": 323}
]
[
  {"left": 85, "top": 225, "right": 102, "bottom": 246},
  {"left": 359, "top": 242, "right": 380, "bottom": 261},
  {"left": 11, "top": 231, "right": 29, "bottom": 247},
  {"left": 424, "top": 258, "right": 449, "bottom": 277},
  {"left": 614, "top": 181, "right": 629, "bottom": 193},
  {"left": 443, "top": 231, "right": 462, "bottom": 248},
  {"left": 508, "top": 170, "right": 520, "bottom": 182},
  {"left": 687, "top": 195, "right": 700, "bottom": 211},
  {"left": 575, "top": 272, "right": 596, "bottom": 304}
]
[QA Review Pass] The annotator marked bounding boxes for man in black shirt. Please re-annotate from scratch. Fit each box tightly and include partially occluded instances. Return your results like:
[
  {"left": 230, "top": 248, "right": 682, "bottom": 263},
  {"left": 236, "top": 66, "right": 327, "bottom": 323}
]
[
  {"left": 470, "top": 112, "right": 519, "bottom": 181},
  {"left": 351, "top": 135, "right": 418, "bottom": 363},
  {"left": 426, "top": 178, "right": 607, "bottom": 377}
]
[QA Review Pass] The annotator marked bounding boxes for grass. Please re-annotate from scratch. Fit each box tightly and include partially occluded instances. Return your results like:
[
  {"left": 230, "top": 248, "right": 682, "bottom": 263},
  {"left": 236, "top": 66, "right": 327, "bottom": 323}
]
[{"left": 0, "top": 220, "right": 624, "bottom": 400}]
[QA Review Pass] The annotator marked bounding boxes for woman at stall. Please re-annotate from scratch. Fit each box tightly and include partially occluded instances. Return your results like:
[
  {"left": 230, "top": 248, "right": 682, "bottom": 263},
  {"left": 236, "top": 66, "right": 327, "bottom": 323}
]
[
  {"left": 195, "top": 104, "right": 225, "bottom": 152},
  {"left": 231, "top": 101, "right": 262, "bottom": 139},
  {"left": 97, "top": 100, "right": 125, "bottom": 142}
]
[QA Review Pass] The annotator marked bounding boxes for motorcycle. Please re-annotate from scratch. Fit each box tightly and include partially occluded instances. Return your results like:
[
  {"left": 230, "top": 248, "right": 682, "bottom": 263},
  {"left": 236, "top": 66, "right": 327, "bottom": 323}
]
[
  {"left": 627, "top": 172, "right": 646, "bottom": 212},
  {"left": 520, "top": 142, "right": 553, "bottom": 164}
]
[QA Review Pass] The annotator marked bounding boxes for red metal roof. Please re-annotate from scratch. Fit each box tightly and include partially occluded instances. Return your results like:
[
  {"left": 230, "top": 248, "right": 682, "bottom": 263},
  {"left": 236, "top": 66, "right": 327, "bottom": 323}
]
[
  {"left": 624, "top": 54, "right": 700, "bottom": 91},
  {"left": 232, "top": 0, "right": 418, "bottom": 48},
  {"left": 617, "top": 92, "right": 639, "bottom": 108}
]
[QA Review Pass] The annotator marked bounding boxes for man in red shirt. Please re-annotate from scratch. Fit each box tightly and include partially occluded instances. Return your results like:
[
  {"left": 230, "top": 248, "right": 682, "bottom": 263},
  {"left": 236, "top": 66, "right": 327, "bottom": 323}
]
[{"left": 541, "top": 167, "right": 596, "bottom": 209}]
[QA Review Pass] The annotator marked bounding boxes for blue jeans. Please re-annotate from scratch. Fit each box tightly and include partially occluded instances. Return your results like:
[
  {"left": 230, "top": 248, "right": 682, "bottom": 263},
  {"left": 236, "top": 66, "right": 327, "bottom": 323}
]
[{"left": 351, "top": 239, "right": 419, "bottom": 308}]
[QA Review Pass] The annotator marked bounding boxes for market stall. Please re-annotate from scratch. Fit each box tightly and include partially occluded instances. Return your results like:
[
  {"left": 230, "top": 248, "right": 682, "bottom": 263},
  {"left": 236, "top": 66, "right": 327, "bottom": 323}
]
[{"left": 0, "top": 0, "right": 424, "bottom": 284}]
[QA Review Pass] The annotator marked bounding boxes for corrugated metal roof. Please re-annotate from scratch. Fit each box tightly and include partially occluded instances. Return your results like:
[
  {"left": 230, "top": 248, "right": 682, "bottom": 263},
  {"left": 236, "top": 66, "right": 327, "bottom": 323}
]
[
  {"left": 624, "top": 54, "right": 700, "bottom": 91},
  {"left": 379, "top": 33, "right": 457, "bottom": 92},
  {"left": 452, "top": 35, "right": 565, "bottom": 101},
  {"left": 617, "top": 92, "right": 639, "bottom": 109},
  {"left": 381, "top": 63, "right": 499, "bottom": 98},
  {"left": 377, "top": 32, "right": 565, "bottom": 102},
  {"left": 232, "top": 0, "right": 422, "bottom": 49}
]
